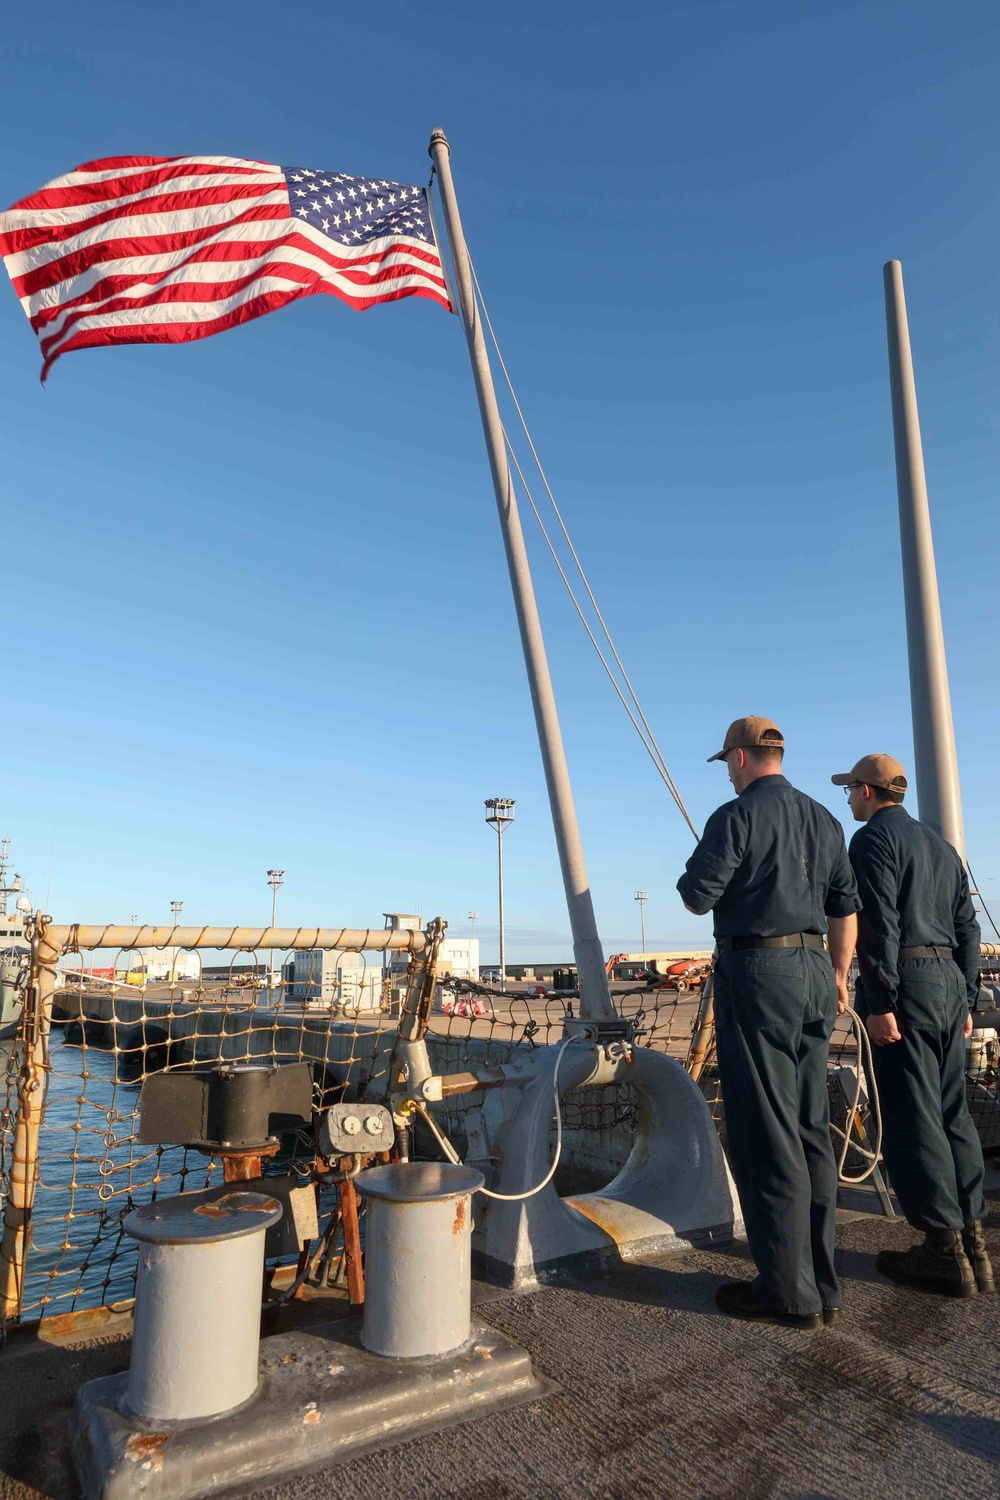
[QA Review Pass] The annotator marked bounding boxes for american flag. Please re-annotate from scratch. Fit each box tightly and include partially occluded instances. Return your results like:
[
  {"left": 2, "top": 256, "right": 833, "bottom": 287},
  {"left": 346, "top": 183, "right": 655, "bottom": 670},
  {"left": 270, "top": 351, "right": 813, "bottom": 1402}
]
[{"left": 0, "top": 154, "right": 455, "bottom": 380}]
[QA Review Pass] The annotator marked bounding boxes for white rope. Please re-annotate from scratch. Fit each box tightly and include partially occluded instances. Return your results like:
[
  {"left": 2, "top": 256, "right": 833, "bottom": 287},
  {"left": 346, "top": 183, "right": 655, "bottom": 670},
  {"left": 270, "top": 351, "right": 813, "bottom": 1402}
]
[
  {"left": 502, "top": 434, "right": 697, "bottom": 836},
  {"left": 470, "top": 261, "right": 698, "bottom": 840},
  {"left": 830, "top": 1007, "right": 884, "bottom": 1184},
  {"left": 415, "top": 1036, "right": 574, "bottom": 1202}
]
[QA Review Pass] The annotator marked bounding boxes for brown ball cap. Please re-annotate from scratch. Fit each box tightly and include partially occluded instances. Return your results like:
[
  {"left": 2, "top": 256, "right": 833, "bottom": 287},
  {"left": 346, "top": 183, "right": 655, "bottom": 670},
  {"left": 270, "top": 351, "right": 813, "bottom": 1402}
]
[
  {"left": 830, "top": 753, "right": 908, "bottom": 795},
  {"left": 707, "top": 716, "right": 785, "bottom": 763}
]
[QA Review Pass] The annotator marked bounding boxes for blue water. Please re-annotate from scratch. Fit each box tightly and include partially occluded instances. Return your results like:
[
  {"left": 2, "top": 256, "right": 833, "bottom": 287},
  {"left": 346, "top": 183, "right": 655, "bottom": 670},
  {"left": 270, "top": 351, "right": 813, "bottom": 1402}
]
[{"left": 16, "top": 1037, "right": 224, "bottom": 1319}]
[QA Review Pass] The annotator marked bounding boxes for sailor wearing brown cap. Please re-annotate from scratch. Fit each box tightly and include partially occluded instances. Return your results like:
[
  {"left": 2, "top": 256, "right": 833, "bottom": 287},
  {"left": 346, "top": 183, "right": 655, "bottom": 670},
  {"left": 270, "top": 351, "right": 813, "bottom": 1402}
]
[
  {"left": 837, "top": 754, "right": 991, "bottom": 1298},
  {"left": 678, "top": 717, "right": 860, "bottom": 1329}
]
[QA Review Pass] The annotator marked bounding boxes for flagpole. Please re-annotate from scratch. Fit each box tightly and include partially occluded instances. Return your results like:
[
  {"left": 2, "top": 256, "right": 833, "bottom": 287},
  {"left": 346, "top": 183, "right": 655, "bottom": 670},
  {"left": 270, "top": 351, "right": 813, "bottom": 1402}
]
[
  {"left": 428, "top": 128, "right": 614, "bottom": 1022},
  {"left": 883, "top": 261, "right": 965, "bottom": 859}
]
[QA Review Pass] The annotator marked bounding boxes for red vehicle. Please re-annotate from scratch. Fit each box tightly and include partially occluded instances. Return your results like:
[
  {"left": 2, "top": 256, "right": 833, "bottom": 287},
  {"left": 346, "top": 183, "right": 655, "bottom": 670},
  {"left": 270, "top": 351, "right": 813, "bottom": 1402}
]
[{"left": 660, "top": 959, "right": 712, "bottom": 994}]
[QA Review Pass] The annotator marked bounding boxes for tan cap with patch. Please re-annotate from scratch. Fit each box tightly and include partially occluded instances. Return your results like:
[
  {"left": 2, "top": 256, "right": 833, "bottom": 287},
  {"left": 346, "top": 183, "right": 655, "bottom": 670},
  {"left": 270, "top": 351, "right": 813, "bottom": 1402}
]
[
  {"left": 707, "top": 716, "right": 785, "bottom": 763},
  {"left": 830, "top": 753, "right": 908, "bottom": 795}
]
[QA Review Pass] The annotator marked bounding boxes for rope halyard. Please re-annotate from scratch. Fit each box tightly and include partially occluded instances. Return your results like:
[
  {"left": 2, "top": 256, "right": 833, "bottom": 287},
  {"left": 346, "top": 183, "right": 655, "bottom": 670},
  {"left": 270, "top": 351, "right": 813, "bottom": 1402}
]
[{"left": 468, "top": 258, "right": 698, "bottom": 840}]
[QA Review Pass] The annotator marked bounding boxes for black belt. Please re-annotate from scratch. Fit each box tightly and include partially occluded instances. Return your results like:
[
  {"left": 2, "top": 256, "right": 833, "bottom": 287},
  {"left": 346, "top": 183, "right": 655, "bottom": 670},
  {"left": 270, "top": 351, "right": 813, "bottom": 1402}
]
[
  {"left": 899, "top": 945, "right": 953, "bottom": 960},
  {"left": 718, "top": 933, "right": 826, "bottom": 951}
]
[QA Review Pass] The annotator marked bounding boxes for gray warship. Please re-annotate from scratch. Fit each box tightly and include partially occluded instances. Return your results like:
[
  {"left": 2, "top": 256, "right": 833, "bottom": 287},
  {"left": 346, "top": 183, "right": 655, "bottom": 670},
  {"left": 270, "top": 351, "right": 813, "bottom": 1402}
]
[{"left": 0, "top": 836, "right": 30, "bottom": 1039}]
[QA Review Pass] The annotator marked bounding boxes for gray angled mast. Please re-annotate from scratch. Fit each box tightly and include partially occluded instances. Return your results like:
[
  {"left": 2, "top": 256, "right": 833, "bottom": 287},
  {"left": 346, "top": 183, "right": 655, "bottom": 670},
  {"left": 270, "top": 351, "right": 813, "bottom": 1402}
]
[
  {"left": 428, "top": 128, "right": 614, "bottom": 1021},
  {"left": 883, "top": 261, "right": 965, "bottom": 860}
]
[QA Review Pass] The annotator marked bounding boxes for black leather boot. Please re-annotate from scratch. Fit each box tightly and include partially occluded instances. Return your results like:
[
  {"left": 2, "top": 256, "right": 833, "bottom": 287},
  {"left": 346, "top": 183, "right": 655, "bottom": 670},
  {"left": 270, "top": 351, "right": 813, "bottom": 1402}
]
[
  {"left": 714, "top": 1280, "right": 822, "bottom": 1329},
  {"left": 962, "top": 1220, "right": 996, "bottom": 1295},
  {"left": 876, "top": 1228, "right": 977, "bottom": 1298}
]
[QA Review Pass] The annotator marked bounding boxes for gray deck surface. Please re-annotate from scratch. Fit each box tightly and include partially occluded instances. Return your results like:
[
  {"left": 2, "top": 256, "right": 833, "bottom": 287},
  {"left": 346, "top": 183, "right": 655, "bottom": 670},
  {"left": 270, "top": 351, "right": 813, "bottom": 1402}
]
[{"left": 3, "top": 1206, "right": 1000, "bottom": 1500}]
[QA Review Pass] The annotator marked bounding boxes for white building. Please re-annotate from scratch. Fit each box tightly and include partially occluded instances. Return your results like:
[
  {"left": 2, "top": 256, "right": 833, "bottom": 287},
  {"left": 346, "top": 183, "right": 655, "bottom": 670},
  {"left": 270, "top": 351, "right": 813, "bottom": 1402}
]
[
  {"left": 381, "top": 913, "right": 478, "bottom": 983},
  {"left": 438, "top": 937, "right": 479, "bottom": 981},
  {"left": 288, "top": 948, "right": 383, "bottom": 1012},
  {"left": 287, "top": 914, "right": 479, "bottom": 1013},
  {"left": 143, "top": 950, "right": 201, "bottom": 982}
]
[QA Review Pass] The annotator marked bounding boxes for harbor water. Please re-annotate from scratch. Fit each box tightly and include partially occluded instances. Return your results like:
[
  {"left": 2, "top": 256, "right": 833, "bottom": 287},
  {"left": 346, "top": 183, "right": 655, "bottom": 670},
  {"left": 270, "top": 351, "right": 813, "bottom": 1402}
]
[{"left": 7, "top": 1031, "right": 223, "bottom": 1319}]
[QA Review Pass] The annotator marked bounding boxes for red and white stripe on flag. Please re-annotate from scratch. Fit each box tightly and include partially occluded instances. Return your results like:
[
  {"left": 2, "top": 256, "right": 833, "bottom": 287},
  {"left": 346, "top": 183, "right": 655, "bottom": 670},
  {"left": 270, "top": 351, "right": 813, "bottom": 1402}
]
[{"left": 0, "top": 155, "right": 455, "bottom": 380}]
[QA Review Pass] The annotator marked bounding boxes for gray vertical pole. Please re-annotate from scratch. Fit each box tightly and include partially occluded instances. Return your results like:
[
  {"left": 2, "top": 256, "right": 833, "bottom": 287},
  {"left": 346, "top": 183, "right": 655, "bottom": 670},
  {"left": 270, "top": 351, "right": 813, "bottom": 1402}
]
[
  {"left": 270, "top": 886, "right": 277, "bottom": 988},
  {"left": 883, "top": 260, "right": 965, "bottom": 859},
  {"left": 429, "top": 128, "right": 614, "bottom": 1020},
  {"left": 497, "top": 825, "right": 506, "bottom": 994}
]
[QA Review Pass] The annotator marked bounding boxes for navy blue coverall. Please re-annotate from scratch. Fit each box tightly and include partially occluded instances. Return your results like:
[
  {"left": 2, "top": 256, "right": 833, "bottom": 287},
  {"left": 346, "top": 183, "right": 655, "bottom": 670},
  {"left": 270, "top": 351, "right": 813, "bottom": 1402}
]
[
  {"left": 849, "top": 805, "right": 986, "bottom": 1231},
  {"left": 677, "top": 775, "right": 860, "bottom": 1317}
]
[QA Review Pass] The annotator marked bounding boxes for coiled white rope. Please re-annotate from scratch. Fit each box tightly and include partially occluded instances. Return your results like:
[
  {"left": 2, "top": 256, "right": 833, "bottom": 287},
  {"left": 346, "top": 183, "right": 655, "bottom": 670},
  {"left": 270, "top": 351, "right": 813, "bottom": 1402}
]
[
  {"left": 830, "top": 1006, "right": 884, "bottom": 1184},
  {"left": 414, "top": 1035, "right": 574, "bottom": 1202}
]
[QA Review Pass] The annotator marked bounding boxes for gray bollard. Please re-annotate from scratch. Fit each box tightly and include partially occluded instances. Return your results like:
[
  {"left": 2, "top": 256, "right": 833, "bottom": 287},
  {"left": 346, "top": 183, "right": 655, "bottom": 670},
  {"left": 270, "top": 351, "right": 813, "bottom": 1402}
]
[
  {"left": 356, "top": 1162, "right": 484, "bottom": 1358},
  {"left": 124, "top": 1190, "right": 282, "bottom": 1423}
]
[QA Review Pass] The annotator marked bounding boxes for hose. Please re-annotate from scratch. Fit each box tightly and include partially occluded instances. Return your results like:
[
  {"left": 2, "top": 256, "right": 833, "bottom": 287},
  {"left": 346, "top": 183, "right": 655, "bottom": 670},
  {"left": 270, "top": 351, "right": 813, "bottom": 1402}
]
[
  {"left": 829, "top": 1006, "right": 884, "bottom": 1184},
  {"left": 414, "top": 1035, "right": 574, "bottom": 1202}
]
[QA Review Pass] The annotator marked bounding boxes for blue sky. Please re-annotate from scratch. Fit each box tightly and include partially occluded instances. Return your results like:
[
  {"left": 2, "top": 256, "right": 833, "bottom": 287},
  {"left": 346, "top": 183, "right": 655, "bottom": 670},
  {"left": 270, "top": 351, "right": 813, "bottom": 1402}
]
[{"left": 1, "top": 1, "right": 998, "bottom": 959}]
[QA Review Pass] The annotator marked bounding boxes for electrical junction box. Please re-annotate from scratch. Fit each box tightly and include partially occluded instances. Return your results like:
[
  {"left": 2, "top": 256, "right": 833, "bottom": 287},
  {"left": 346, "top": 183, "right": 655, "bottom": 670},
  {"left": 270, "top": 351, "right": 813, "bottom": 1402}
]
[{"left": 320, "top": 1102, "right": 394, "bottom": 1159}]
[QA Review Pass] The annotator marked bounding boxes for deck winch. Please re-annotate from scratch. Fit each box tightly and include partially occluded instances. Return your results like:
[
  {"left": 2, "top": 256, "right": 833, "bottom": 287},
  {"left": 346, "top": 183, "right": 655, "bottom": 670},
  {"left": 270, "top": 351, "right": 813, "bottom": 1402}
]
[{"left": 138, "top": 1060, "right": 314, "bottom": 1180}]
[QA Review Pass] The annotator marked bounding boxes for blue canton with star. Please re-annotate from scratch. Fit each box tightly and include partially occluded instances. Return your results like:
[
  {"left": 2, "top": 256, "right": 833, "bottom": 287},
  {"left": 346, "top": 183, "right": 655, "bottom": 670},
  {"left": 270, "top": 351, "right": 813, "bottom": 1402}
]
[{"left": 282, "top": 166, "right": 433, "bottom": 247}]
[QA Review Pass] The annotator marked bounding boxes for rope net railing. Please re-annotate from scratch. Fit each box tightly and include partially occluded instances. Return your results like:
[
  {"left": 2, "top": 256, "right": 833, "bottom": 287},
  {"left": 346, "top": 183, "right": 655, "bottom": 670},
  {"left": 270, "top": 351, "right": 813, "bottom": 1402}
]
[
  {"left": 0, "top": 923, "right": 421, "bottom": 1326},
  {"left": 2, "top": 924, "right": 999, "bottom": 1327},
  {"left": 420, "top": 980, "right": 724, "bottom": 1184},
  {"left": 0, "top": 923, "right": 725, "bottom": 1326}
]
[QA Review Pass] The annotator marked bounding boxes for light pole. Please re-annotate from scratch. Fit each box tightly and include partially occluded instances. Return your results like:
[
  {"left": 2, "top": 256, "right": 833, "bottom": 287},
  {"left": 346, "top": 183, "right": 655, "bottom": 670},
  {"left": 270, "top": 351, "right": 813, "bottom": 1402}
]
[
  {"left": 267, "top": 869, "right": 284, "bottom": 989},
  {"left": 484, "top": 799, "right": 515, "bottom": 992},
  {"left": 169, "top": 901, "right": 183, "bottom": 987},
  {"left": 467, "top": 911, "right": 479, "bottom": 940},
  {"left": 634, "top": 890, "right": 648, "bottom": 957}
]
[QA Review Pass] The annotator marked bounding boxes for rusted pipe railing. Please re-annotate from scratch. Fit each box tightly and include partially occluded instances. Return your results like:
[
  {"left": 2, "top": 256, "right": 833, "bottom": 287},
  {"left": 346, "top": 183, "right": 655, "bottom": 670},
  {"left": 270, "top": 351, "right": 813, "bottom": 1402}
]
[
  {"left": 686, "top": 973, "right": 716, "bottom": 1085},
  {"left": 0, "top": 918, "right": 60, "bottom": 1322},
  {"left": 395, "top": 919, "right": 447, "bottom": 1044},
  {"left": 51, "top": 925, "right": 430, "bottom": 954}
]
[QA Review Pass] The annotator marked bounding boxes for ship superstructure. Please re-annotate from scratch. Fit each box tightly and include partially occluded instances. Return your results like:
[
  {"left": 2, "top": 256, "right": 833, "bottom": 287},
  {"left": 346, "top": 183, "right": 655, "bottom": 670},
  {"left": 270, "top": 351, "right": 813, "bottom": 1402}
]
[{"left": 0, "top": 836, "right": 30, "bottom": 1038}]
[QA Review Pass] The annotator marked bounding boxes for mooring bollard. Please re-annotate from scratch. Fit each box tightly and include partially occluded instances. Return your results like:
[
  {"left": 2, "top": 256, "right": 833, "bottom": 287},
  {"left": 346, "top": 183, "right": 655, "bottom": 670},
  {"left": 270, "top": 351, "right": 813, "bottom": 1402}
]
[
  {"left": 124, "top": 1190, "right": 282, "bottom": 1423},
  {"left": 356, "top": 1162, "right": 484, "bottom": 1358}
]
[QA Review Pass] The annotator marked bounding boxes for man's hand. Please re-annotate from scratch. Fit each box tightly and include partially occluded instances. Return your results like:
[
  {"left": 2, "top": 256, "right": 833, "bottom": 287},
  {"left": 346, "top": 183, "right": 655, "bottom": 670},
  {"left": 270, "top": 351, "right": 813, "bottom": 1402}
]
[
  {"left": 827, "top": 914, "right": 857, "bottom": 1018},
  {"left": 964, "top": 1011, "right": 974, "bottom": 1039},
  {"left": 867, "top": 1011, "right": 903, "bottom": 1047}
]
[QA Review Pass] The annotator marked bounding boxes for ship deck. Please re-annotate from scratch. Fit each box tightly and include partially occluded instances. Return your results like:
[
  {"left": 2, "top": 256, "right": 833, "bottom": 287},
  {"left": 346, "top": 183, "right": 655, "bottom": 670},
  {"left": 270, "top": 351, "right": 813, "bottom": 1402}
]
[{"left": 3, "top": 1191, "right": 999, "bottom": 1500}]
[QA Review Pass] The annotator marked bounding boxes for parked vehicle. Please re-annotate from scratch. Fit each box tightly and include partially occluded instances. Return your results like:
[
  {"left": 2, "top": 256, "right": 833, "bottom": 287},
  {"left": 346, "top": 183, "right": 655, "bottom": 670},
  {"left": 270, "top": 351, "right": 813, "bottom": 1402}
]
[{"left": 660, "top": 960, "right": 712, "bottom": 993}]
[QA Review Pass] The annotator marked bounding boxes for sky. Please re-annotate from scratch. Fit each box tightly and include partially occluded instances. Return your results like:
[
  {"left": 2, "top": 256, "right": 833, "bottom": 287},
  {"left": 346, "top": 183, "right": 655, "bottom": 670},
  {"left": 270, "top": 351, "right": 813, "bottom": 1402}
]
[{"left": 1, "top": 1, "right": 998, "bottom": 962}]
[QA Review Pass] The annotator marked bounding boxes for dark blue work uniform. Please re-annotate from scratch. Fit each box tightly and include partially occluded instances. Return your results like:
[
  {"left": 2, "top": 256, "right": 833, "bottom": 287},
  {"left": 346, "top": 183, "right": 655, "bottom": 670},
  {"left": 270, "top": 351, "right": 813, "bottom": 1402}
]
[
  {"left": 677, "top": 775, "right": 860, "bottom": 1317},
  {"left": 849, "top": 806, "right": 985, "bottom": 1231}
]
